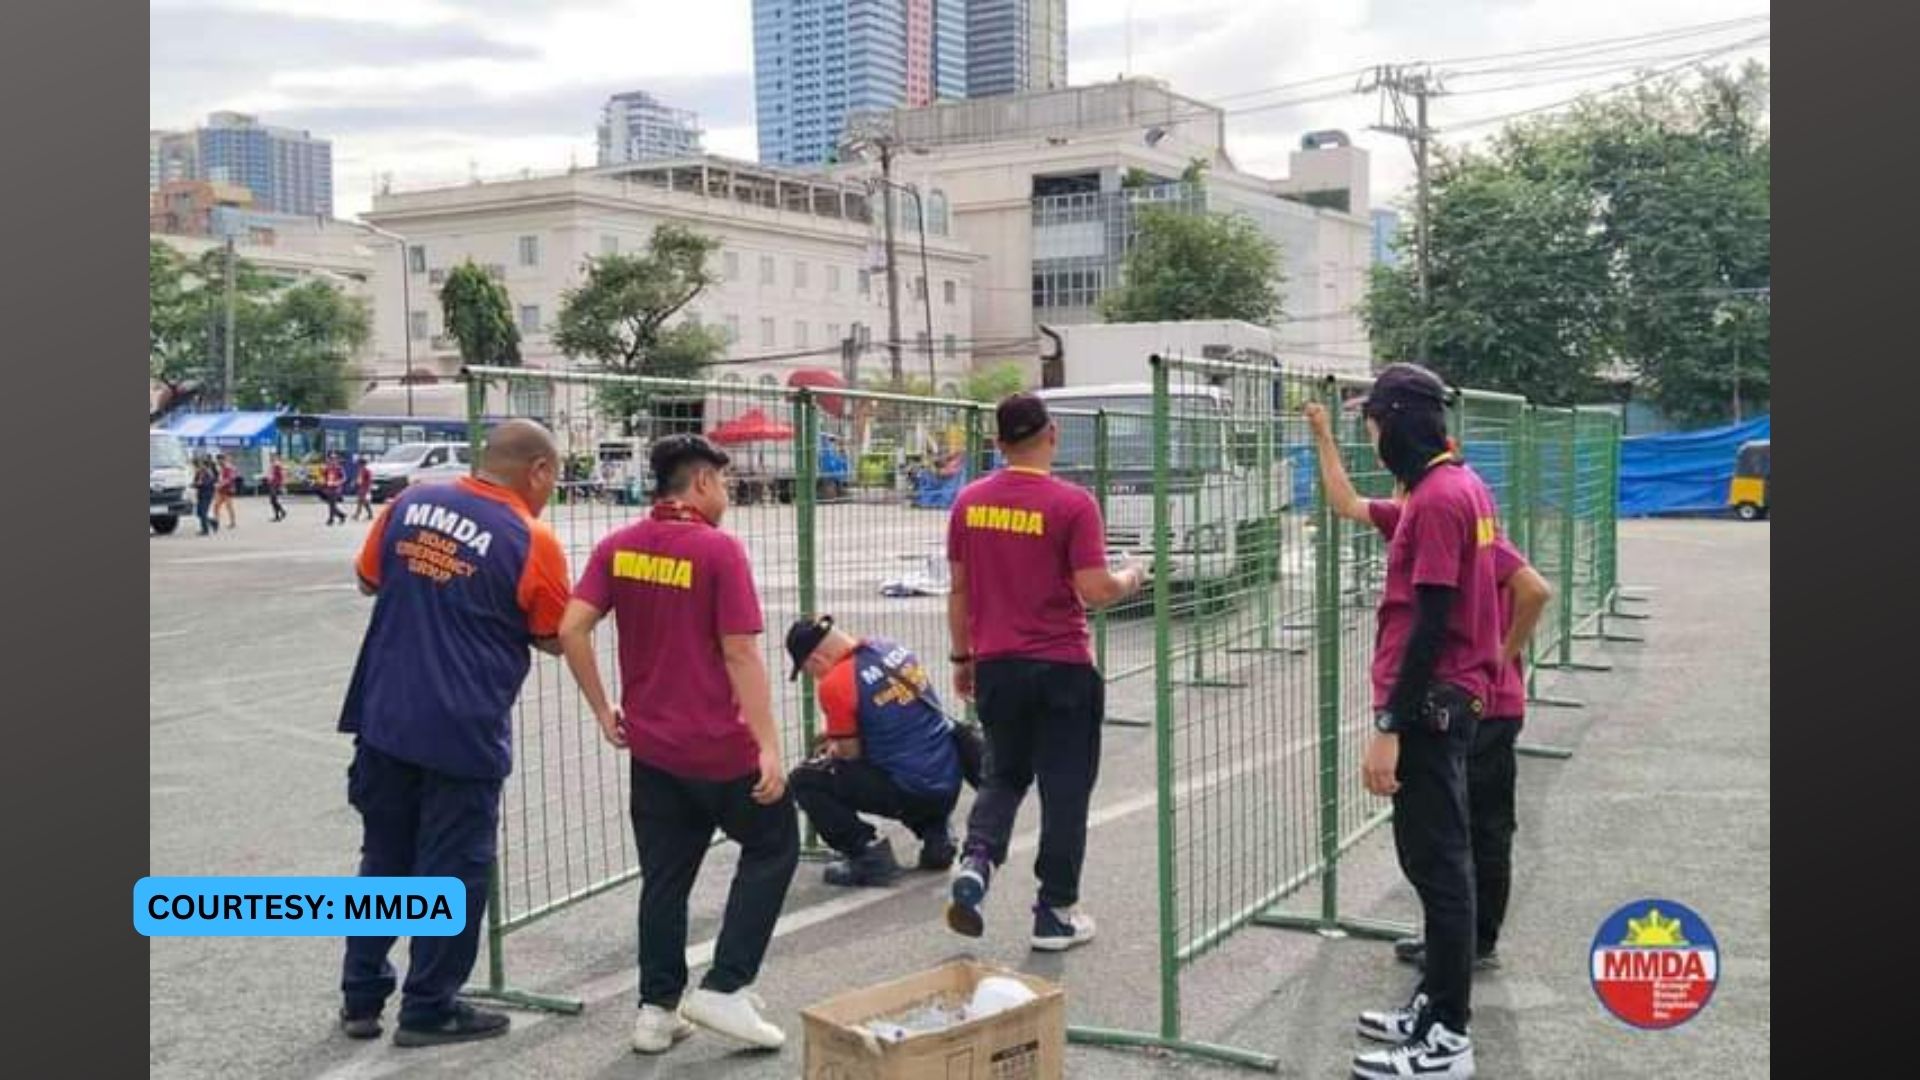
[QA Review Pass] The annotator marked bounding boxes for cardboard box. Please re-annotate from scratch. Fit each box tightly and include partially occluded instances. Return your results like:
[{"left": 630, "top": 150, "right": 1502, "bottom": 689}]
[{"left": 802, "top": 960, "right": 1065, "bottom": 1080}]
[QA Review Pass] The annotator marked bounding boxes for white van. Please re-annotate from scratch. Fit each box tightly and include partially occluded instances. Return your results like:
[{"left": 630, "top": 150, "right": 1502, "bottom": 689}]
[
  {"left": 149, "top": 429, "right": 193, "bottom": 534},
  {"left": 366, "top": 441, "right": 471, "bottom": 503}
]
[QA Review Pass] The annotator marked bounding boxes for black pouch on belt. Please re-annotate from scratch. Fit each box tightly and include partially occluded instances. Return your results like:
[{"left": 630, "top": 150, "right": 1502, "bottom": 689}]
[{"left": 1420, "top": 683, "right": 1484, "bottom": 734}]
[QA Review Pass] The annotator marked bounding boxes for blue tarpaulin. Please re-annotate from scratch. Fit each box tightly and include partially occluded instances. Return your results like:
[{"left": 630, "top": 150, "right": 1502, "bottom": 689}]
[{"left": 1619, "top": 414, "right": 1770, "bottom": 517}]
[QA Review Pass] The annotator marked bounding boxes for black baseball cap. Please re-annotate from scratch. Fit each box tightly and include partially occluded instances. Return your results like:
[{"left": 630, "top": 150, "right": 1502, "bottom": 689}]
[
  {"left": 784, "top": 614, "right": 835, "bottom": 681},
  {"left": 1359, "top": 363, "right": 1451, "bottom": 418},
  {"left": 996, "top": 392, "right": 1051, "bottom": 445}
]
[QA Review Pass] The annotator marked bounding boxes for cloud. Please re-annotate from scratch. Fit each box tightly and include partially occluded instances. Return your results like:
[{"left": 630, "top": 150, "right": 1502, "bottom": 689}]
[{"left": 264, "top": 74, "right": 752, "bottom": 139}]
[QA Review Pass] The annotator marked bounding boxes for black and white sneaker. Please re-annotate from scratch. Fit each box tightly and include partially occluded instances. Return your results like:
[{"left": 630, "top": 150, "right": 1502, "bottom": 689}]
[
  {"left": 1356, "top": 991, "right": 1428, "bottom": 1044},
  {"left": 1352, "top": 1021, "right": 1474, "bottom": 1079}
]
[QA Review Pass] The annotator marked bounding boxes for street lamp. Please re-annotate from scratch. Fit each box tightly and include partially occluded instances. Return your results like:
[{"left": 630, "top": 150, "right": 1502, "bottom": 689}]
[{"left": 348, "top": 219, "right": 416, "bottom": 417}]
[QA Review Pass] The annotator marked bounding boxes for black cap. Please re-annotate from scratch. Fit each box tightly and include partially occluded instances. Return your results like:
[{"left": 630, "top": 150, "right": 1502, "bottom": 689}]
[
  {"left": 784, "top": 614, "right": 835, "bottom": 681},
  {"left": 996, "top": 392, "right": 1051, "bottom": 445},
  {"left": 1359, "top": 363, "right": 1451, "bottom": 418}
]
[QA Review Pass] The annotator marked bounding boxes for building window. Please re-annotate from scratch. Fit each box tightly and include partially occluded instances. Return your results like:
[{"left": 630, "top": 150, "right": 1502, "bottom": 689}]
[
  {"left": 928, "top": 190, "right": 950, "bottom": 236},
  {"left": 827, "top": 322, "right": 841, "bottom": 346},
  {"left": 795, "top": 321, "right": 808, "bottom": 348},
  {"left": 724, "top": 315, "right": 740, "bottom": 345},
  {"left": 911, "top": 276, "right": 925, "bottom": 301},
  {"left": 943, "top": 279, "right": 957, "bottom": 305},
  {"left": 518, "top": 235, "right": 540, "bottom": 267},
  {"left": 760, "top": 317, "right": 776, "bottom": 346},
  {"left": 409, "top": 311, "right": 429, "bottom": 341},
  {"left": 724, "top": 251, "right": 740, "bottom": 280},
  {"left": 944, "top": 333, "right": 957, "bottom": 358},
  {"left": 759, "top": 255, "right": 776, "bottom": 286},
  {"left": 858, "top": 269, "right": 871, "bottom": 296},
  {"left": 518, "top": 305, "right": 541, "bottom": 334},
  {"left": 827, "top": 264, "right": 841, "bottom": 293},
  {"left": 601, "top": 235, "right": 619, "bottom": 256},
  {"left": 793, "top": 259, "right": 808, "bottom": 292},
  {"left": 757, "top": 373, "right": 778, "bottom": 388},
  {"left": 407, "top": 245, "right": 426, "bottom": 274}
]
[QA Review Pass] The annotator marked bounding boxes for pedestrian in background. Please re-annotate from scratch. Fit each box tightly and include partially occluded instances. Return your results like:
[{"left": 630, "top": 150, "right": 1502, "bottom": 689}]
[
  {"left": 943, "top": 392, "right": 1145, "bottom": 951},
  {"left": 336, "top": 419, "right": 570, "bottom": 1048},
  {"left": 213, "top": 453, "right": 239, "bottom": 530},
  {"left": 191, "top": 454, "right": 219, "bottom": 536},
  {"left": 322, "top": 453, "right": 348, "bottom": 526},
  {"left": 558, "top": 433, "right": 797, "bottom": 1056},
  {"left": 354, "top": 456, "right": 376, "bottom": 521},
  {"left": 266, "top": 454, "right": 287, "bottom": 522}
]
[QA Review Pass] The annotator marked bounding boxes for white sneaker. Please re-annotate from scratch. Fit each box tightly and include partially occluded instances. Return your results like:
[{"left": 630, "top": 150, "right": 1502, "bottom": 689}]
[
  {"left": 1352, "top": 1020, "right": 1474, "bottom": 1079},
  {"left": 681, "top": 987, "right": 785, "bottom": 1050},
  {"left": 1030, "top": 904, "right": 1097, "bottom": 951},
  {"left": 630, "top": 1004, "right": 694, "bottom": 1054},
  {"left": 1357, "top": 991, "right": 1428, "bottom": 1043}
]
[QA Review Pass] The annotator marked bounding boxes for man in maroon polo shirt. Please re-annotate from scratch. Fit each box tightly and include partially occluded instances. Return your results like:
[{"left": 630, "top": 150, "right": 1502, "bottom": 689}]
[
  {"left": 943, "top": 392, "right": 1145, "bottom": 952},
  {"left": 556, "top": 434, "right": 797, "bottom": 1057},
  {"left": 1305, "top": 401, "right": 1552, "bottom": 974},
  {"left": 1306, "top": 365, "right": 1505, "bottom": 1080}
]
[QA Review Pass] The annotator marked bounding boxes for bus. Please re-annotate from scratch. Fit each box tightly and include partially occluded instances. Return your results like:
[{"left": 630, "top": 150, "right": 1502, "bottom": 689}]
[{"left": 273, "top": 414, "right": 488, "bottom": 491}]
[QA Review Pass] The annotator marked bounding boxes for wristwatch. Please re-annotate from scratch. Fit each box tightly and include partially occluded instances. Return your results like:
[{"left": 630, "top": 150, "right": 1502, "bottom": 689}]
[{"left": 1373, "top": 711, "right": 1398, "bottom": 734}]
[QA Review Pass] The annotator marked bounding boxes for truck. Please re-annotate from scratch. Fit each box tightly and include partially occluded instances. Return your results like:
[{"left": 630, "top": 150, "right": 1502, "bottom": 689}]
[
  {"left": 149, "top": 429, "right": 192, "bottom": 535},
  {"left": 1036, "top": 321, "right": 1312, "bottom": 589}
]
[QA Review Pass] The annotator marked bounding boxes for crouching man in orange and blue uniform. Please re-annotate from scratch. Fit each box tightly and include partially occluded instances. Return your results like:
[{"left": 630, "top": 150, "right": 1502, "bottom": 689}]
[{"left": 784, "top": 615, "right": 986, "bottom": 887}]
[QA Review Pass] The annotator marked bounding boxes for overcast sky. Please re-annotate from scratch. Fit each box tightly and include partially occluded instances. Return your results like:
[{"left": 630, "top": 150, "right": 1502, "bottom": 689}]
[{"left": 150, "top": 0, "right": 1769, "bottom": 221}]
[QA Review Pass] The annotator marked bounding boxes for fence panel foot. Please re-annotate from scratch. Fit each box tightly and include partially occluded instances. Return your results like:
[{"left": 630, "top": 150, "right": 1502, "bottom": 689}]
[
  {"left": 1527, "top": 693, "right": 1584, "bottom": 709},
  {"left": 461, "top": 986, "right": 584, "bottom": 1015},
  {"left": 1517, "top": 743, "right": 1576, "bottom": 760},
  {"left": 1535, "top": 659, "right": 1613, "bottom": 673},
  {"left": 1068, "top": 1025, "right": 1281, "bottom": 1072},
  {"left": 1254, "top": 912, "right": 1415, "bottom": 942}
]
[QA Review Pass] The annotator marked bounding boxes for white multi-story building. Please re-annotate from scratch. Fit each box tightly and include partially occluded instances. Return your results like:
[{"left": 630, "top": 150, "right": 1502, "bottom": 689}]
[
  {"left": 857, "top": 78, "right": 1377, "bottom": 382},
  {"left": 597, "top": 91, "right": 705, "bottom": 165},
  {"left": 361, "top": 157, "right": 979, "bottom": 410}
]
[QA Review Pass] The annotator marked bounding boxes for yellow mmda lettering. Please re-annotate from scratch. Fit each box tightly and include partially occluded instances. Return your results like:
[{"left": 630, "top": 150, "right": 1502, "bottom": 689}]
[
  {"left": 1476, "top": 517, "right": 1497, "bottom": 546},
  {"left": 612, "top": 550, "right": 695, "bottom": 589},
  {"left": 963, "top": 504, "right": 1046, "bottom": 536}
]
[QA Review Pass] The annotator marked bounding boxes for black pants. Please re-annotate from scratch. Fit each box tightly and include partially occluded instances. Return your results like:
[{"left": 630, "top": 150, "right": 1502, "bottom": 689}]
[
  {"left": 630, "top": 758, "right": 799, "bottom": 1008},
  {"left": 340, "top": 741, "right": 501, "bottom": 1027},
  {"left": 268, "top": 489, "right": 285, "bottom": 520},
  {"left": 790, "top": 757, "right": 957, "bottom": 856},
  {"left": 325, "top": 492, "right": 347, "bottom": 524},
  {"left": 1468, "top": 718, "right": 1521, "bottom": 953},
  {"left": 963, "top": 659, "right": 1103, "bottom": 910},
  {"left": 1392, "top": 710, "right": 1478, "bottom": 1033},
  {"left": 194, "top": 489, "right": 216, "bottom": 534}
]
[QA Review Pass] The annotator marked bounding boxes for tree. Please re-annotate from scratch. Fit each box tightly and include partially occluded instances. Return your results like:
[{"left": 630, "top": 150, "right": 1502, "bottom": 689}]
[
  {"left": 553, "top": 224, "right": 726, "bottom": 427},
  {"left": 438, "top": 260, "right": 521, "bottom": 368},
  {"left": 1364, "top": 63, "right": 1769, "bottom": 419},
  {"left": 1100, "top": 206, "right": 1283, "bottom": 324},
  {"left": 148, "top": 240, "right": 369, "bottom": 413},
  {"left": 963, "top": 361, "right": 1028, "bottom": 403}
]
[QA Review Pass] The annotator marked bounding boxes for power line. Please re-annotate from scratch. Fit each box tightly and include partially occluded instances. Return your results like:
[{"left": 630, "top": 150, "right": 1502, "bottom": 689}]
[
  {"left": 1422, "top": 14, "right": 1768, "bottom": 71},
  {"left": 1440, "top": 34, "right": 1771, "bottom": 134},
  {"left": 1441, "top": 35, "right": 1770, "bottom": 97}
]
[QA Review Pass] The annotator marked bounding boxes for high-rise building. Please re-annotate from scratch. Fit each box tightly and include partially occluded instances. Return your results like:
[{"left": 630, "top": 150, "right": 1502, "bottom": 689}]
[
  {"left": 150, "top": 130, "right": 197, "bottom": 194},
  {"left": 597, "top": 91, "right": 705, "bottom": 164},
  {"left": 753, "top": 1, "right": 966, "bottom": 167},
  {"left": 185, "top": 111, "right": 334, "bottom": 218},
  {"left": 966, "top": 0, "right": 1066, "bottom": 98}
]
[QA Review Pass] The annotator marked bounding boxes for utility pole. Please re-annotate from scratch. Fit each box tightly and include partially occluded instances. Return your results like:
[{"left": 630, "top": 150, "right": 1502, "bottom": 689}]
[
  {"left": 907, "top": 183, "right": 937, "bottom": 392},
  {"left": 223, "top": 234, "right": 237, "bottom": 409},
  {"left": 878, "top": 141, "right": 904, "bottom": 389},
  {"left": 1363, "top": 65, "right": 1445, "bottom": 364}
]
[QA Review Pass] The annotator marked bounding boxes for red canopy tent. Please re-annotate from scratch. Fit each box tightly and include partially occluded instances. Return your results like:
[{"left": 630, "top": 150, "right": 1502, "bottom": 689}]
[{"left": 707, "top": 408, "right": 795, "bottom": 445}]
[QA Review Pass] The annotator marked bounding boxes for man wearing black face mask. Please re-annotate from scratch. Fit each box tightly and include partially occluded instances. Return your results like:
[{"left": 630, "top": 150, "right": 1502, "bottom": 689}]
[{"left": 1320, "top": 364, "right": 1505, "bottom": 1080}]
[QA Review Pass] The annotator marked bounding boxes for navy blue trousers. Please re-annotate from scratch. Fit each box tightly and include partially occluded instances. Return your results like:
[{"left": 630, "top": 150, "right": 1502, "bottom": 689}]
[{"left": 340, "top": 741, "right": 501, "bottom": 1026}]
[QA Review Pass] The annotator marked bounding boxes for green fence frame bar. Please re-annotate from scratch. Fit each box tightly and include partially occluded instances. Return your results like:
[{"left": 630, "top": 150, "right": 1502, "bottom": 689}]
[
  {"left": 792, "top": 390, "right": 831, "bottom": 857},
  {"left": 1089, "top": 408, "right": 1152, "bottom": 727}
]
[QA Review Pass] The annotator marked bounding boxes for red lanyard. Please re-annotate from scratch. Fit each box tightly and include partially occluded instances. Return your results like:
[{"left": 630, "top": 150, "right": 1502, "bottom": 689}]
[{"left": 650, "top": 500, "right": 714, "bottom": 526}]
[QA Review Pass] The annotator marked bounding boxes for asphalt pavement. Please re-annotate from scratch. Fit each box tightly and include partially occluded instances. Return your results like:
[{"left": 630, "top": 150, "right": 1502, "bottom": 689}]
[{"left": 151, "top": 499, "right": 1769, "bottom": 1078}]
